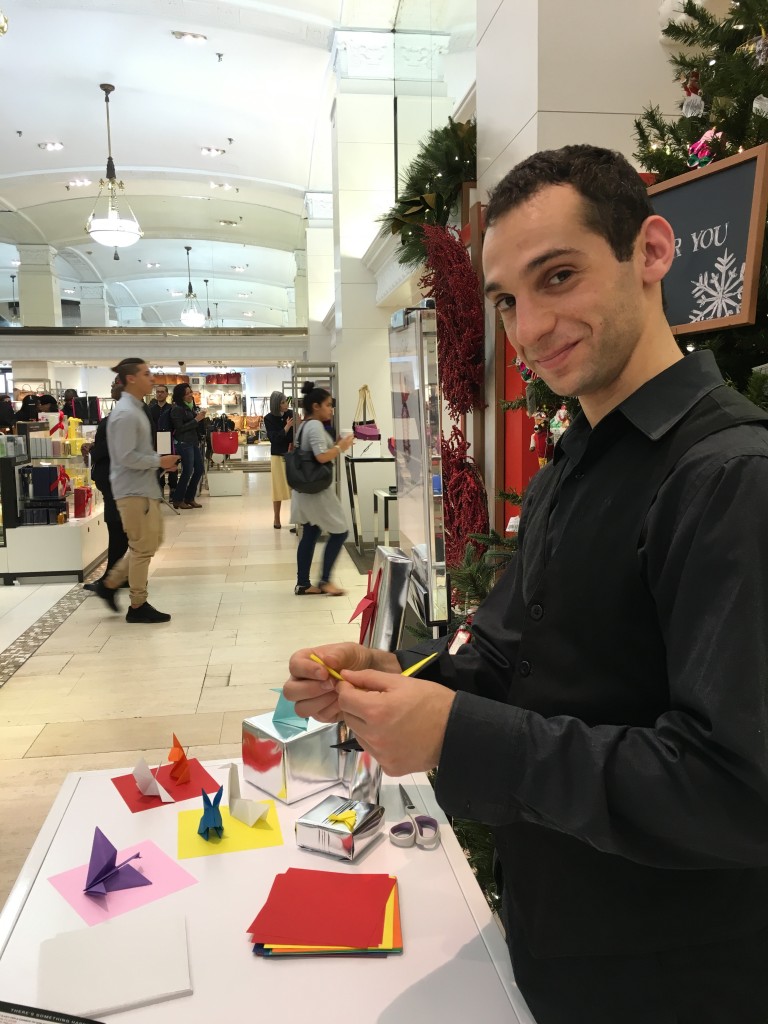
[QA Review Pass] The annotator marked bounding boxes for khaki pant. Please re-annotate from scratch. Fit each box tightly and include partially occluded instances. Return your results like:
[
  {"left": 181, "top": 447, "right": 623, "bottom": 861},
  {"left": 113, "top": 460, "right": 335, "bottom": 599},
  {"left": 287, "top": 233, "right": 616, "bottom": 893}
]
[{"left": 107, "top": 497, "right": 164, "bottom": 607}]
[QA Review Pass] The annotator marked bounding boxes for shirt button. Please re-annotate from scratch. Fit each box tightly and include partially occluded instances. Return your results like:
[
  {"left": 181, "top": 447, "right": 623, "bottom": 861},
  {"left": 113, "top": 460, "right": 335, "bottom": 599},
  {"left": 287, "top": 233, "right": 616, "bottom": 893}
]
[
  {"left": 530, "top": 604, "right": 544, "bottom": 621},
  {"left": 519, "top": 660, "right": 531, "bottom": 677}
]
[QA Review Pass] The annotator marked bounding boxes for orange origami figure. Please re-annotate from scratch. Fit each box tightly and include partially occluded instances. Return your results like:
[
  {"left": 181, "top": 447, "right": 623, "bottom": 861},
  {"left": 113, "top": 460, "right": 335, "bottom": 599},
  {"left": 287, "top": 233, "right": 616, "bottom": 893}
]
[{"left": 168, "top": 734, "right": 191, "bottom": 784}]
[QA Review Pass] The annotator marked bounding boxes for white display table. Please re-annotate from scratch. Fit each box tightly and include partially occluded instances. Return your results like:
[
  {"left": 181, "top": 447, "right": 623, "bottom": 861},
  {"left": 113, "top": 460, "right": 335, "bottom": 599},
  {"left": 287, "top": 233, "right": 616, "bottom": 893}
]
[
  {"left": 206, "top": 471, "right": 243, "bottom": 497},
  {"left": 0, "top": 761, "right": 535, "bottom": 1023},
  {"left": 2, "top": 510, "right": 107, "bottom": 585}
]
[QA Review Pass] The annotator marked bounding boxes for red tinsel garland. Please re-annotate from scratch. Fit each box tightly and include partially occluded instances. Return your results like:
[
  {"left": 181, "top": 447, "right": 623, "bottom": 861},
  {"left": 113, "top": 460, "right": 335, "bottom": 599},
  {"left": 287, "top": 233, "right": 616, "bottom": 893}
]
[
  {"left": 419, "top": 223, "right": 485, "bottom": 420},
  {"left": 441, "top": 425, "right": 489, "bottom": 567}
]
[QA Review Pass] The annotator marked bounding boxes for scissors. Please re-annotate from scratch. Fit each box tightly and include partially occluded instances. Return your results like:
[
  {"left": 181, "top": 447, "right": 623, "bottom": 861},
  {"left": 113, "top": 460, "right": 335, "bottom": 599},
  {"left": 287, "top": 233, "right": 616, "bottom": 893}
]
[{"left": 389, "top": 784, "right": 441, "bottom": 850}]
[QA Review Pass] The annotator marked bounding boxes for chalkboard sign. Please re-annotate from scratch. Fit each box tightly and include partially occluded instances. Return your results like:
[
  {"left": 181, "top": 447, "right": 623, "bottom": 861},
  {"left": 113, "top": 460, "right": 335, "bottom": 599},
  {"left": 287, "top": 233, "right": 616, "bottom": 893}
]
[{"left": 648, "top": 144, "right": 768, "bottom": 335}]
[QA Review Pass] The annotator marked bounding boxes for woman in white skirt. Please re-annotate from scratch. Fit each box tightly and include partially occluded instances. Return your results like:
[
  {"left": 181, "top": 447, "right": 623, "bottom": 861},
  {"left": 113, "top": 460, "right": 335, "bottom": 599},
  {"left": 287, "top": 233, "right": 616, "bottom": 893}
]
[
  {"left": 263, "top": 391, "right": 293, "bottom": 528},
  {"left": 292, "top": 381, "right": 354, "bottom": 595}
]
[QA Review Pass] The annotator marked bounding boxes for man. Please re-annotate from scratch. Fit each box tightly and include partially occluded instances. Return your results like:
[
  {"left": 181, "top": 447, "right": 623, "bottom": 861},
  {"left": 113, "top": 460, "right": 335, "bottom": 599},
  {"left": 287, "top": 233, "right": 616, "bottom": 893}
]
[
  {"left": 0, "top": 394, "right": 14, "bottom": 430},
  {"left": 148, "top": 384, "right": 177, "bottom": 496},
  {"left": 38, "top": 394, "right": 58, "bottom": 414},
  {"left": 94, "top": 358, "right": 179, "bottom": 624},
  {"left": 82, "top": 376, "right": 128, "bottom": 591},
  {"left": 284, "top": 145, "right": 768, "bottom": 1023}
]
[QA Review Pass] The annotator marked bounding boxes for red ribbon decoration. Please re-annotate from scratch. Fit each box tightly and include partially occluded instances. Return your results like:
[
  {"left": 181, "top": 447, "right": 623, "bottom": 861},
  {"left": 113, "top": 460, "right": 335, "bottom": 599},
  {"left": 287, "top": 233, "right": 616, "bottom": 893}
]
[
  {"left": 49, "top": 410, "right": 66, "bottom": 436},
  {"left": 349, "top": 568, "right": 382, "bottom": 646},
  {"left": 50, "top": 465, "right": 70, "bottom": 494}
]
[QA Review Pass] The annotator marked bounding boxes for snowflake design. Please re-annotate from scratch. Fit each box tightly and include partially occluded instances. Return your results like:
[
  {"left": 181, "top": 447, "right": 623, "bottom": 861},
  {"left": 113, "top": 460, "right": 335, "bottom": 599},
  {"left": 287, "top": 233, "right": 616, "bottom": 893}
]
[{"left": 689, "top": 249, "right": 745, "bottom": 322}]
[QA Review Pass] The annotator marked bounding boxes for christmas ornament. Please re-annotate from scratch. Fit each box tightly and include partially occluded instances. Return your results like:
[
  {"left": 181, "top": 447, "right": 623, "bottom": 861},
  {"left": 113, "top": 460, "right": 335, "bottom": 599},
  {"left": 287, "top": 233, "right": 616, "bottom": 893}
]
[
  {"left": 754, "top": 94, "right": 768, "bottom": 118},
  {"left": 756, "top": 35, "right": 768, "bottom": 66},
  {"left": 681, "top": 70, "right": 705, "bottom": 117},
  {"left": 688, "top": 127, "right": 722, "bottom": 168}
]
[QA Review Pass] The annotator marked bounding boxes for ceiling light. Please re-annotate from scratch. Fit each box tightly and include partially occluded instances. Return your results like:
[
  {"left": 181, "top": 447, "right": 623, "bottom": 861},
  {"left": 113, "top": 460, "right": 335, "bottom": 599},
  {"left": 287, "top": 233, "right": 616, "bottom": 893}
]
[
  {"left": 8, "top": 275, "right": 20, "bottom": 326},
  {"left": 146, "top": 262, "right": 160, "bottom": 268},
  {"left": 218, "top": 219, "right": 238, "bottom": 226},
  {"left": 62, "top": 288, "right": 75, "bottom": 295},
  {"left": 11, "top": 259, "right": 20, "bottom": 267},
  {"left": 180, "top": 245, "right": 205, "bottom": 328},
  {"left": 242, "top": 311, "right": 253, "bottom": 317},
  {"left": 38, "top": 141, "right": 63, "bottom": 151},
  {"left": 172, "top": 30, "right": 207, "bottom": 43},
  {"left": 231, "top": 265, "right": 245, "bottom": 272},
  {"left": 201, "top": 147, "right": 225, "bottom": 157},
  {"left": 203, "top": 278, "right": 213, "bottom": 328},
  {"left": 86, "top": 84, "right": 143, "bottom": 249},
  {"left": 237, "top": 292, "right": 250, "bottom": 298},
  {"left": 210, "top": 181, "right": 233, "bottom": 190},
  {"left": 67, "top": 178, "right": 92, "bottom": 188},
  {"left": 169, "top": 290, "right": 185, "bottom": 297}
]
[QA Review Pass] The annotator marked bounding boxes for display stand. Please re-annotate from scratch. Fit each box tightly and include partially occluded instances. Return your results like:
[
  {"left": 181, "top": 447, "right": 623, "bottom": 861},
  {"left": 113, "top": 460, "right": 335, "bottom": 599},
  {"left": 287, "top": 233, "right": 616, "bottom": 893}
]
[
  {"left": 344, "top": 454, "right": 395, "bottom": 556},
  {"left": 207, "top": 470, "right": 243, "bottom": 497},
  {"left": 373, "top": 488, "right": 398, "bottom": 548},
  {"left": 2, "top": 509, "right": 107, "bottom": 585},
  {"left": 0, "top": 761, "right": 534, "bottom": 1023}
]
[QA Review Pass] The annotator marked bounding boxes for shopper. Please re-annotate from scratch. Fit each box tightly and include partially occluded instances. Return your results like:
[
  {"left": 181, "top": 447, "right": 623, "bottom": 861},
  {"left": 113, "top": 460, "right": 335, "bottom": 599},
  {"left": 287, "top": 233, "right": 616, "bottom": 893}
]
[
  {"left": 148, "top": 384, "right": 177, "bottom": 496},
  {"left": 94, "top": 357, "right": 179, "bottom": 624},
  {"left": 14, "top": 394, "right": 40, "bottom": 422},
  {"left": 82, "top": 376, "right": 128, "bottom": 590},
  {"left": 38, "top": 394, "right": 59, "bottom": 414},
  {"left": 169, "top": 382, "right": 205, "bottom": 509},
  {"left": 264, "top": 390, "right": 293, "bottom": 528},
  {"left": 284, "top": 145, "right": 768, "bottom": 1023},
  {"left": 292, "top": 381, "right": 353, "bottom": 596},
  {"left": 0, "top": 394, "right": 14, "bottom": 430}
]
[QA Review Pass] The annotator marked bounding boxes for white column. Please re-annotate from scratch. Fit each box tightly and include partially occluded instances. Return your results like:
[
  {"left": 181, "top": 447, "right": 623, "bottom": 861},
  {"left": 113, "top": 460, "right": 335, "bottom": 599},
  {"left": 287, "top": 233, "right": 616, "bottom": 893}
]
[
  {"left": 293, "top": 250, "right": 308, "bottom": 328},
  {"left": 15, "top": 245, "right": 62, "bottom": 327},
  {"left": 305, "top": 197, "right": 335, "bottom": 363},
  {"left": 78, "top": 282, "right": 109, "bottom": 327}
]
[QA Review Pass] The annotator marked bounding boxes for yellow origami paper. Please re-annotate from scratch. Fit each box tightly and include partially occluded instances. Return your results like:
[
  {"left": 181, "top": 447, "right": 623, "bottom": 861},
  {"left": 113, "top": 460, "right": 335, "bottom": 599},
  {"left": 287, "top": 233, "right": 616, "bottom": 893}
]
[
  {"left": 328, "top": 809, "right": 357, "bottom": 831},
  {"left": 177, "top": 802, "right": 283, "bottom": 859}
]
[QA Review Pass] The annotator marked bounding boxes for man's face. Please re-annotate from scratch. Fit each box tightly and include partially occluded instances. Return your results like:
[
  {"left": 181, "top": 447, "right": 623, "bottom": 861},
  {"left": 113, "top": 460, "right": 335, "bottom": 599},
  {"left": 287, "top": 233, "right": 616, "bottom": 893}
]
[
  {"left": 483, "top": 184, "right": 647, "bottom": 414},
  {"left": 155, "top": 387, "right": 168, "bottom": 404},
  {"left": 126, "top": 363, "right": 154, "bottom": 398}
]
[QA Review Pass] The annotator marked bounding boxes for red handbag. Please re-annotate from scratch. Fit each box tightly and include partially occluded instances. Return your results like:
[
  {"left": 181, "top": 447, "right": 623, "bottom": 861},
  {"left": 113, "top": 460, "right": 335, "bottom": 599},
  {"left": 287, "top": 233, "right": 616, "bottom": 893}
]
[{"left": 210, "top": 431, "right": 239, "bottom": 455}]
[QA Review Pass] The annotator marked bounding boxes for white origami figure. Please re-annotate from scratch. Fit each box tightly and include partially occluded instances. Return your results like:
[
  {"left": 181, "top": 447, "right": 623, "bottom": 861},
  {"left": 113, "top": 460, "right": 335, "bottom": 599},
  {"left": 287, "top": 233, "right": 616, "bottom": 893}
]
[
  {"left": 133, "top": 758, "right": 174, "bottom": 803},
  {"left": 228, "top": 763, "right": 270, "bottom": 827}
]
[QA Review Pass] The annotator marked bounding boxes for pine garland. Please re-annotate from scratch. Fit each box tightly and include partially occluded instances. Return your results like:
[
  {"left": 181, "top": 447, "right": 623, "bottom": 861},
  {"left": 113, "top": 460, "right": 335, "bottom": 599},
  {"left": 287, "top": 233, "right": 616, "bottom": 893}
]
[
  {"left": 420, "top": 223, "right": 486, "bottom": 419},
  {"left": 378, "top": 118, "right": 477, "bottom": 268}
]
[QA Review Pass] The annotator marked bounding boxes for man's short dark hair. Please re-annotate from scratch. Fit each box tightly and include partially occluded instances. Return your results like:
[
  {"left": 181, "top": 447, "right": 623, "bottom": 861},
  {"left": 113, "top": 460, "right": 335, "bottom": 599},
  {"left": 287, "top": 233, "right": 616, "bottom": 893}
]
[
  {"left": 110, "top": 357, "right": 147, "bottom": 386},
  {"left": 485, "top": 144, "right": 654, "bottom": 262}
]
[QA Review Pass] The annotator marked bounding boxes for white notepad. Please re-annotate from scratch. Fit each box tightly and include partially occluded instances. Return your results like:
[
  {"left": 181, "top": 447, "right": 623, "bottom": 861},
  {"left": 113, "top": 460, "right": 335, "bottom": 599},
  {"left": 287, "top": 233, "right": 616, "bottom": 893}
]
[{"left": 38, "top": 904, "right": 192, "bottom": 1017}]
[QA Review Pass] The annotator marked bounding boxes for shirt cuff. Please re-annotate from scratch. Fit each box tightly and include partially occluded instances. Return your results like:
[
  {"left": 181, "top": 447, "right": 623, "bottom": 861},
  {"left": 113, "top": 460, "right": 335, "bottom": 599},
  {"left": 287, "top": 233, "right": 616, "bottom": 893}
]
[{"left": 435, "top": 690, "right": 528, "bottom": 824}]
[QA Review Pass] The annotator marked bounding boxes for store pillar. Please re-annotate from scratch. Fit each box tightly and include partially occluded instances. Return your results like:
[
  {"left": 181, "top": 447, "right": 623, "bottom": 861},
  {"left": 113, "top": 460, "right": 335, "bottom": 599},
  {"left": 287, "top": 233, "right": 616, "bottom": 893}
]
[
  {"left": 305, "top": 208, "right": 334, "bottom": 363},
  {"left": 78, "top": 283, "right": 109, "bottom": 327},
  {"left": 15, "top": 245, "right": 62, "bottom": 327}
]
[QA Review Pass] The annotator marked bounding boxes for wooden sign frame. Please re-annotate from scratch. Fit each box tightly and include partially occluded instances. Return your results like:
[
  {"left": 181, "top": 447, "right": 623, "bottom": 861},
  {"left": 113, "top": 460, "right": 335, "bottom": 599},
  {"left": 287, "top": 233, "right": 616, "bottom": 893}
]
[{"left": 648, "top": 144, "right": 768, "bottom": 336}]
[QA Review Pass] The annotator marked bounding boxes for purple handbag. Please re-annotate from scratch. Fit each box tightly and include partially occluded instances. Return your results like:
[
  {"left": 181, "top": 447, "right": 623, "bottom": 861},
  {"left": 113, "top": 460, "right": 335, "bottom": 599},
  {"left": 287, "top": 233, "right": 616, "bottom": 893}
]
[{"left": 352, "top": 385, "right": 381, "bottom": 440}]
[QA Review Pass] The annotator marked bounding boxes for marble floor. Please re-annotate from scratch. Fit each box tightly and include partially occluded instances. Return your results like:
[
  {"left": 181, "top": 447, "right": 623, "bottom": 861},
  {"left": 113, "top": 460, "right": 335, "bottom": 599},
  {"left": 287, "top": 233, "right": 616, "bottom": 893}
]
[{"left": 0, "top": 473, "right": 365, "bottom": 909}]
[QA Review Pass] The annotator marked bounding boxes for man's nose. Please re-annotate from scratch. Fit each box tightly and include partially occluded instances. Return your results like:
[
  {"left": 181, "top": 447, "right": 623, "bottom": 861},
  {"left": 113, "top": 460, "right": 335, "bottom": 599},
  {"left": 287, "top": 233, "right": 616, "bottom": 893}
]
[{"left": 513, "top": 299, "right": 556, "bottom": 352}]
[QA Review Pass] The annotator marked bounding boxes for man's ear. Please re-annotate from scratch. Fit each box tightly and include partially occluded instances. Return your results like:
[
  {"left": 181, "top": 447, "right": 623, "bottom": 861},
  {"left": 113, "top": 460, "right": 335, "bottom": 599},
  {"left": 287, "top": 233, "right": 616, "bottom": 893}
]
[{"left": 638, "top": 214, "right": 676, "bottom": 285}]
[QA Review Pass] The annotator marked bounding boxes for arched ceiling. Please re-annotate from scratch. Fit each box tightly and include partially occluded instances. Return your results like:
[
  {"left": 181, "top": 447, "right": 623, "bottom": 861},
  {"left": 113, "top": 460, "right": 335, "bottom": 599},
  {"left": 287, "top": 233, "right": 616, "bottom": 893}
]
[{"left": 0, "top": 0, "right": 475, "bottom": 329}]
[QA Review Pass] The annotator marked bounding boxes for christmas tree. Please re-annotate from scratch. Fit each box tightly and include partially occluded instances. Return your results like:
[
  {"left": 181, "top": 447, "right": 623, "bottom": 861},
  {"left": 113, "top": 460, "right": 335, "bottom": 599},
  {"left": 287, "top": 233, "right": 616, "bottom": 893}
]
[{"left": 634, "top": 0, "right": 768, "bottom": 392}]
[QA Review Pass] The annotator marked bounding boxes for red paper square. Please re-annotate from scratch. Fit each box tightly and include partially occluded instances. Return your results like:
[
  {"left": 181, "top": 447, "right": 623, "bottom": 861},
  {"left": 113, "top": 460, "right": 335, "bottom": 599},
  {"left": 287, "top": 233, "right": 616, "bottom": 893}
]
[{"left": 111, "top": 758, "right": 220, "bottom": 812}]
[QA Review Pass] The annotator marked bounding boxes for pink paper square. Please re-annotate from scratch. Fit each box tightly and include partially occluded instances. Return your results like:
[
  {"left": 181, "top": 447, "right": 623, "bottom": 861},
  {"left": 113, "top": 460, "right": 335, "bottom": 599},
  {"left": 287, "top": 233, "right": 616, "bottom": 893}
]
[{"left": 48, "top": 840, "right": 198, "bottom": 926}]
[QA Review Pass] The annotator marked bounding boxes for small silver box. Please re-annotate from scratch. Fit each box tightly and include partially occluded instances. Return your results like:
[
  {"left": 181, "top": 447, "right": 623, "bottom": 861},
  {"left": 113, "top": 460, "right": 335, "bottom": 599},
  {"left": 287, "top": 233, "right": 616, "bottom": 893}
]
[
  {"left": 295, "top": 794, "right": 385, "bottom": 861},
  {"left": 242, "top": 713, "right": 341, "bottom": 805}
]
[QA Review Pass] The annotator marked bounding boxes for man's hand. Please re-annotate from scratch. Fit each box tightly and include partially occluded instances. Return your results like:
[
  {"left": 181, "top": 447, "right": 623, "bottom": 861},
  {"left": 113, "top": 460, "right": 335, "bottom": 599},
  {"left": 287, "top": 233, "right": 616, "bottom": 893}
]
[
  {"left": 159, "top": 454, "right": 180, "bottom": 471},
  {"left": 283, "top": 643, "right": 399, "bottom": 722},
  {"left": 336, "top": 670, "right": 456, "bottom": 776}
]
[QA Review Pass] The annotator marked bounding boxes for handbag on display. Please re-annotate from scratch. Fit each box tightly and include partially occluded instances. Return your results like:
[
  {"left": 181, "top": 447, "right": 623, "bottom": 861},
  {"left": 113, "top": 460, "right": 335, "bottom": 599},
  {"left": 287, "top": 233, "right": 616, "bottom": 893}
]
[
  {"left": 352, "top": 385, "right": 381, "bottom": 440},
  {"left": 284, "top": 423, "right": 333, "bottom": 493},
  {"left": 210, "top": 431, "right": 239, "bottom": 455}
]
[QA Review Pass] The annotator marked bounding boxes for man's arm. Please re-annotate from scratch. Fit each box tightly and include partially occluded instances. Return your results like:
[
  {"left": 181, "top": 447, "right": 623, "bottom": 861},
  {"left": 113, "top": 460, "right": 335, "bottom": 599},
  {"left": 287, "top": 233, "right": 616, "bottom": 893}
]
[{"left": 436, "top": 448, "right": 768, "bottom": 870}]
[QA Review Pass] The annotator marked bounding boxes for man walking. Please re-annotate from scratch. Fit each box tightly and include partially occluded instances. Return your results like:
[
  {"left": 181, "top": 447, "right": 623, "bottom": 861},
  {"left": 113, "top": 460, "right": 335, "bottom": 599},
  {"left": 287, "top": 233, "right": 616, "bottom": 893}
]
[
  {"left": 284, "top": 146, "right": 768, "bottom": 1022},
  {"left": 95, "top": 358, "right": 179, "bottom": 623}
]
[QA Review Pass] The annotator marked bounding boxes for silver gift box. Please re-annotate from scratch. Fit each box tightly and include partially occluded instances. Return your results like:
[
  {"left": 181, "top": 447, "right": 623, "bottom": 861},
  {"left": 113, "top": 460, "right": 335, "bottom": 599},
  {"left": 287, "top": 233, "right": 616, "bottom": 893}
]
[
  {"left": 242, "top": 714, "right": 341, "bottom": 805},
  {"left": 295, "top": 794, "right": 385, "bottom": 861}
]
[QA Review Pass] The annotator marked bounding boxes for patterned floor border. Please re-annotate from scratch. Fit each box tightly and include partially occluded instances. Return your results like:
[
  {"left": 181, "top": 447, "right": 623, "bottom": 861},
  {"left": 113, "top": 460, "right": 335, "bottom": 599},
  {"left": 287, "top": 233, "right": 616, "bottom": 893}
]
[{"left": 0, "top": 560, "right": 106, "bottom": 689}]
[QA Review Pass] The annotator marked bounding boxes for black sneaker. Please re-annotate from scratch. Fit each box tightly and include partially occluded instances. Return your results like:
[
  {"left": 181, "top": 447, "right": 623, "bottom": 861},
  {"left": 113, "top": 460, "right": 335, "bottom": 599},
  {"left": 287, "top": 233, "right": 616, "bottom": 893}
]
[
  {"left": 94, "top": 580, "right": 119, "bottom": 612},
  {"left": 126, "top": 602, "right": 171, "bottom": 624}
]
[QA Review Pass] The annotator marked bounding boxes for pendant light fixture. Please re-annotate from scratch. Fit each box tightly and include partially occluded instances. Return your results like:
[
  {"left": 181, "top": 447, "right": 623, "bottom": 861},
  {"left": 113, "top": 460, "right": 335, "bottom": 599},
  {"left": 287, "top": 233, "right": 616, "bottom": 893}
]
[
  {"left": 86, "top": 84, "right": 143, "bottom": 249},
  {"left": 8, "top": 274, "right": 20, "bottom": 326},
  {"left": 203, "top": 278, "right": 214, "bottom": 328},
  {"left": 180, "top": 246, "right": 205, "bottom": 327}
]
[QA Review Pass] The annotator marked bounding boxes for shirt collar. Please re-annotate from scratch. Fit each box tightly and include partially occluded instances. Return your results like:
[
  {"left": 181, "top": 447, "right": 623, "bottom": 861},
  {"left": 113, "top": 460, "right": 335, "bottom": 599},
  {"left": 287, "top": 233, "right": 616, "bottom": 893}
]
[{"left": 555, "top": 350, "right": 724, "bottom": 465}]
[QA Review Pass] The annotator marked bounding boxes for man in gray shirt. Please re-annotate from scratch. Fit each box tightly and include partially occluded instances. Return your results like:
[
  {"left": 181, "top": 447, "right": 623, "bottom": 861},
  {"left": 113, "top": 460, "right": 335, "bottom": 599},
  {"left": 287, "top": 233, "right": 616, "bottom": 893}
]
[{"left": 94, "top": 357, "right": 180, "bottom": 623}]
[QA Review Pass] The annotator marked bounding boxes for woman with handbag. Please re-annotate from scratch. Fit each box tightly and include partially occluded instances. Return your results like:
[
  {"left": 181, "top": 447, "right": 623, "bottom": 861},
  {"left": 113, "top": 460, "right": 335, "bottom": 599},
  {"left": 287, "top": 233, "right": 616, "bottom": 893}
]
[
  {"left": 169, "top": 383, "right": 205, "bottom": 510},
  {"left": 292, "top": 381, "right": 354, "bottom": 596},
  {"left": 264, "top": 391, "right": 293, "bottom": 529}
]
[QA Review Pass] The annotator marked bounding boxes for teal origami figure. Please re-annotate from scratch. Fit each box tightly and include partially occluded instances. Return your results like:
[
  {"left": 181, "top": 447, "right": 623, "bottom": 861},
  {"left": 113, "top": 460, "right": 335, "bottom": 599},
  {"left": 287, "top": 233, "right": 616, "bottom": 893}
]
[{"left": 198, "top": 785, "right": 224, "bottom": 840}]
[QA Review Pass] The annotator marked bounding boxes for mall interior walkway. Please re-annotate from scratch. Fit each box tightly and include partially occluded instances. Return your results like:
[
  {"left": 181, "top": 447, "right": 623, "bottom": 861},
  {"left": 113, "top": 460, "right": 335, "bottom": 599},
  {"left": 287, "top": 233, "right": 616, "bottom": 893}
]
[{"left": 0, "top": 471, "right": 365, "bottom": 906}]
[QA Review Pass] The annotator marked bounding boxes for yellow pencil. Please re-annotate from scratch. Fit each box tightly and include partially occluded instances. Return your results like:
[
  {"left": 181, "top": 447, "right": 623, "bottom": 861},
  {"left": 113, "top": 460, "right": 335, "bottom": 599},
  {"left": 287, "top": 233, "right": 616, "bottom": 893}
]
[
  {"left": 401, "top": 652, "right": 439, "bottom": 677},
  {"left": 309, "top": 652, "right": 345, "bottom": 681}
]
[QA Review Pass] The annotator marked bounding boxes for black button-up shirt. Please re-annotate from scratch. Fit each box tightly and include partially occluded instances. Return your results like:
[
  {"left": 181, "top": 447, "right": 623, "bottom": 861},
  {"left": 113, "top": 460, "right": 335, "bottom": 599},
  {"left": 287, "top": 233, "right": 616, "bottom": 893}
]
[{"left": 433, "top": 351, "right": 768, "bottom": 877}]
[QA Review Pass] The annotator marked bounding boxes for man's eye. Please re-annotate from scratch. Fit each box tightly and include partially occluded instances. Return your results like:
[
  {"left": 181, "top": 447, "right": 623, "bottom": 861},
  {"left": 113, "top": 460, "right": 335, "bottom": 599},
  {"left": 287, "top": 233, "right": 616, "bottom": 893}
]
[
  {"left": 495, "top": 295, "right": 516, "bottom": 311},
  {"left": 548, "top": 269, "right": 573, "bottom": 286}
]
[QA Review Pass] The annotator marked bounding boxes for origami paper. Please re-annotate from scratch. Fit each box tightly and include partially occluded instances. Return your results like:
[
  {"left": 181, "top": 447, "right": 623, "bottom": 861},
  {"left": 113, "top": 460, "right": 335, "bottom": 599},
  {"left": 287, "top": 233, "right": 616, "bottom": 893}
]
[
  {"left": 228, "top": 762, "right": 270, "bottom": 827},
  {"left": 112, "top": 758, "right": 220, "bottom": 813},
  {"left": 271, "top": 690, "right": 308, "bottom": 733},
  {"left": 84, "top": 827, "right": 152, "bottom": 896},
  {"left": 168, "top": 733, "right": 191, "bottom": 783},
  {"left": 49, "top": 840, "right": 197, "bottom": 926},
  {"left": 348, "top": 568, "right": 382, "bottom": 646},
  {"left": 328, "top": 809, "right": 357, "bottom": 831},
  {"left": 177, "top": 802, "right": 283, "bottom": 859},
  {"left": 198, "top": 785, "right": 224, "bottom": 840},
  {"left": 168, "top": 733, "right": 185, "bottom": 763},
  {"left": 38, "top": 905, "right": 192, "bottom": 1016},
  {"left": 401, "top": 652, "right": 439, "bottom": 678},
  {"left": 132, "top": 758, "right": 173, "bottom": 803}
]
